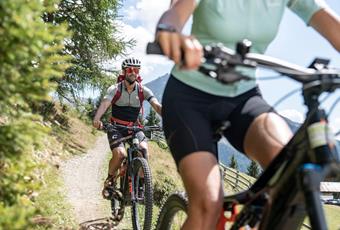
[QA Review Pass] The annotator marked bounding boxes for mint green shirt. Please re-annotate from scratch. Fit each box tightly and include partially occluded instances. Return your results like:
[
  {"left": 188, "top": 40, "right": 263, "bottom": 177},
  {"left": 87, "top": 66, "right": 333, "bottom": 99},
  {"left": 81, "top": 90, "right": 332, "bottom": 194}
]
[{"left": 171, "top": 0, "right": 327, "bottom": 97}]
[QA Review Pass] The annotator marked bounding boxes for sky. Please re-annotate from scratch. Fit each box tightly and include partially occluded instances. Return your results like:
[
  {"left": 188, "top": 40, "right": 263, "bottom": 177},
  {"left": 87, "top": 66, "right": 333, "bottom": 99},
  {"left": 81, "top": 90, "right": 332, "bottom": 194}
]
[{"left": 108, "top": 0, "right": 340, "bottom": 135}]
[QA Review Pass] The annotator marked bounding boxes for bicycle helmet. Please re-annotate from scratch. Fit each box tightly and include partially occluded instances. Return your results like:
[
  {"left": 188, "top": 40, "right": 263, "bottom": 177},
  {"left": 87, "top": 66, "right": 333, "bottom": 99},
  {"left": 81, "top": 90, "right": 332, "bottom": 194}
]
[{"left": 121, "top": 57, "right": 141, "bottom": 69}]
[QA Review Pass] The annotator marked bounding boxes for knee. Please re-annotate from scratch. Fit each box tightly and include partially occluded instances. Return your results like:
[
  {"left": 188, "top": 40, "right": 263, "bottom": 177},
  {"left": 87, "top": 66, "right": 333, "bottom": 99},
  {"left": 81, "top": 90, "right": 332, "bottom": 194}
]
[
  {"left": 112, "top": 149, "right": 125, "bottom": 161},
  {"left": 202, "top": 195, "right": 223, "bottom": 215},
  {"left": 190, "top": 192, "right": 223, "bottom": 220}
]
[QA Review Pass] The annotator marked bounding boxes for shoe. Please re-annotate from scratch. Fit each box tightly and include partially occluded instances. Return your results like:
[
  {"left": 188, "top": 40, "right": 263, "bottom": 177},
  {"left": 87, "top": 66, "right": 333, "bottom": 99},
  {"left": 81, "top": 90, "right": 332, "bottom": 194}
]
[{"left": 102, "top": 175, "right": 116, "bottom": 200}]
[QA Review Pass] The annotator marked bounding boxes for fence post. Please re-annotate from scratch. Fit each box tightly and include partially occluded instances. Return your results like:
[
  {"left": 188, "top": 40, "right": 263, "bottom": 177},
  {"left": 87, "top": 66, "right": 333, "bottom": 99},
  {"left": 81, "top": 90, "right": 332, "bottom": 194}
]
[{"left": 235, "top": 170, "right": 239, "bottom": 191}]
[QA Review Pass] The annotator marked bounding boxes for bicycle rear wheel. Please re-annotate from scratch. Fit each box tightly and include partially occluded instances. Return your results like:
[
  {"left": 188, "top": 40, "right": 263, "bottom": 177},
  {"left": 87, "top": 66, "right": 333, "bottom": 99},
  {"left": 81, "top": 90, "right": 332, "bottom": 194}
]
[
  {"left": 131, "top": 157, "right": 153, "bottom": 230},
  {"left": 155, "top": 192, "right": 188, "bottom": 230}
]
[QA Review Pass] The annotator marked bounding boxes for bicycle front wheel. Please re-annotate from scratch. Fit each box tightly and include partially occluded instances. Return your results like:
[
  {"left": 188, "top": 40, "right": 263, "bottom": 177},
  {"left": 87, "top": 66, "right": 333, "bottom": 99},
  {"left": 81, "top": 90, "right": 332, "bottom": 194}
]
[
  {"left": 131, "top": 157, "right": 153, "bottom": 230},
  {"left": 155, "top": 192, "right": 188, "bottom": 230}
]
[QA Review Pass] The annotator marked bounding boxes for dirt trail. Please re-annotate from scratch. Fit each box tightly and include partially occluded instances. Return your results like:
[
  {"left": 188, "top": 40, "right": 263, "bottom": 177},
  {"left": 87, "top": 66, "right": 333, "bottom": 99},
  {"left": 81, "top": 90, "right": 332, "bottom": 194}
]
[{"left": 61, "top": 135, "right": 112, "bottom": 226}]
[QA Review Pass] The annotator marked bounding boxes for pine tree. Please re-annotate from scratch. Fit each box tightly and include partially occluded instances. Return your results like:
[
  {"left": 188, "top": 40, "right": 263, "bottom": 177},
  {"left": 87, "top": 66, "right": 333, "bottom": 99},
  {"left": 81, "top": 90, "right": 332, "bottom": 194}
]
[
  {"left": 43, "top": 0, "right": 133, "bottom": 104},
  {"left": 146, "top": 109, "right": 160, "bottom": 126},
  {"left": 247, "top": 160, "right": 260, "bottom": 178},
  {"left": 229, "top": 154, "right": 239, "bottom": 170}
]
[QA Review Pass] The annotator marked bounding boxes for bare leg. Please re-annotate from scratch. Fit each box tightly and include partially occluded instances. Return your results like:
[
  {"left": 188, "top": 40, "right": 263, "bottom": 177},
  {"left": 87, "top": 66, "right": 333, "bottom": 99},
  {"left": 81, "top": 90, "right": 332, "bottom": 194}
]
[
  {"left": 138, "top": 141, "right": 148, "bottom": 177},
  {"left": 244, "top": 112, "right": 293, "bottom": 168},
  {"left": 178, "top": 151, "right": 223, "bottom": 230},
  {"left": 108, "top": 146, "right": 126, "bottom": 176}
]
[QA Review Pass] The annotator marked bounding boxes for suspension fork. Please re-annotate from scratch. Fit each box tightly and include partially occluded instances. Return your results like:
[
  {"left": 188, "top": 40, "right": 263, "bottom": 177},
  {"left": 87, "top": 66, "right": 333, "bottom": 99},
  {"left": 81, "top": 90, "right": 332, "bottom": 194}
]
[
  {"left": 298, "top": 164, "right": 327, "bottom": 230},
  {"left": 128, "top": 146, "right": 141, "bottom": 202}
]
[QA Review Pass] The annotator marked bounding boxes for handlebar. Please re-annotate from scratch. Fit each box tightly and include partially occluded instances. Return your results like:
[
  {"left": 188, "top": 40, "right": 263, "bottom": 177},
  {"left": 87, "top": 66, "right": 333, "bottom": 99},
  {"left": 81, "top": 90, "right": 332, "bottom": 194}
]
[
  {"left": 102, "top": 123, "right": 162, "bottom": 133},
  {"left": 146, "top": 41, "right": 340, "bottom": 91}
]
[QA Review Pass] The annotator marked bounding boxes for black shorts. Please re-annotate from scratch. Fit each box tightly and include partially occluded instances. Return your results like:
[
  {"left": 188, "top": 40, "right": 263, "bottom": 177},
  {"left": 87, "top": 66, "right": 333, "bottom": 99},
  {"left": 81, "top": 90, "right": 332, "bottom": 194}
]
[
  {"left": 107, "top": 126, "right": 146, "bottom": 150},
  {"left": 162, "top": 76, "right": 275, "bottom": 166}
]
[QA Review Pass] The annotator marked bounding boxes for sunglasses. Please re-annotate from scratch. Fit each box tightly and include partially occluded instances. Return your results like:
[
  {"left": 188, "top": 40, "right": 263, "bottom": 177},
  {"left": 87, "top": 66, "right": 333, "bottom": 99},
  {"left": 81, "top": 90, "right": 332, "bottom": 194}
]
[{"left": 125, "top": 67, "right": 140, "bottom": 74}]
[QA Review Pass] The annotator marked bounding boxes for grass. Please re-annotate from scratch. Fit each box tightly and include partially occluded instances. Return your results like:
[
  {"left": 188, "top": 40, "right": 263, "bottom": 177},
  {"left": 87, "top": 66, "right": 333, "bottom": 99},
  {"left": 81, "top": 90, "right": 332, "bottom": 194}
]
[
  {"left": 32, "top": 104, "right": 98, "bottom": 229},
  {"left": 34, "top": 167, "right": 77, "bottom": 229},
  {"left": 324, "top": 204, "right": 340, "bottom": 230}
]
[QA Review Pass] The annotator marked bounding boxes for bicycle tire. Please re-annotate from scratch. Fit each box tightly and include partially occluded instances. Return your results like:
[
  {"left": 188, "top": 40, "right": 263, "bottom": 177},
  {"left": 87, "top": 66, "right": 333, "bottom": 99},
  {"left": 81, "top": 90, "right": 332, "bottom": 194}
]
[
  {"left": 155, "top": 192, "right": 188, "bottom": 230},
  {"left": 131, "top": 157, "right": 153, "bottom": 230}
]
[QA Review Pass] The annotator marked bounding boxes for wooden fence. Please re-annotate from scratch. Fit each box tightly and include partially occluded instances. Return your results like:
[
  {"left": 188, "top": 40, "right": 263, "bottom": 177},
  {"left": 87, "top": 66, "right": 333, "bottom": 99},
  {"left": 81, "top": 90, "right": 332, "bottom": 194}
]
[
  {"left": 150, "top": 131, "right": 168, "bottom": 149},
  {"left": 219, "top": 162, "right": 256, "bottom": 192}
]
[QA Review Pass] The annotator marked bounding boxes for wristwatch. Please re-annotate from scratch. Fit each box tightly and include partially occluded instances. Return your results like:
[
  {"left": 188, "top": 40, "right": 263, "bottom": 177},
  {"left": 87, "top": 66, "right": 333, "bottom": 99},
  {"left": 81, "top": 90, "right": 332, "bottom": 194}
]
[{"left": 156, "top": 23, "right": 177, "bottom": 33}]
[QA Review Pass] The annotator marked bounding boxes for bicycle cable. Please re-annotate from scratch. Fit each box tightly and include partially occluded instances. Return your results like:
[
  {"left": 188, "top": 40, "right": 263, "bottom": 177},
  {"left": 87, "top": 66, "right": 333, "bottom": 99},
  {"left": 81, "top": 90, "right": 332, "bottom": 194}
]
[
  {"left": 327, "top": 96, "right": 340, "bottom": 118},
  {"left": 327, "top": 96, "right": 340, "bottom": 139},
  {"left": 256, "top": 74, "right": 285, "bottom": 81}
]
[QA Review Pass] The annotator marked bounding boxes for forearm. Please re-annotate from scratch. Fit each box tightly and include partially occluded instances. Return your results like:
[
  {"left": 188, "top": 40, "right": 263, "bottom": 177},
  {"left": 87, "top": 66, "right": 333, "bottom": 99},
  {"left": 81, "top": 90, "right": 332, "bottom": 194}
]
[
  {"left": 154, "top": 104, "right": 162, "bottom": 117},
  {"left": 93, "top": 100, "right": 111, "bottom": 121},
  {"left": 310, "top": 8, "right": 340, "bottom": 52},
  {"left": 156, "top": 0, "right": 196, "bottom": 32},
  {"left": 150, "top": 99, "right": 162, "bottom": 117}
]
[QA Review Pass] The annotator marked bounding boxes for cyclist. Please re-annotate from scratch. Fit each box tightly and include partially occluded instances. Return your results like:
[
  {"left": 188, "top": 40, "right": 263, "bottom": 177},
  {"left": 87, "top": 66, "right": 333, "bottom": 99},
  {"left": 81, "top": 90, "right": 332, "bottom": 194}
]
[
  {"left": 93, "top": 57, "right": 162, "bottom": 198},
  {"left": 154, "top": 0, "right": 340, "bottom": 229}
]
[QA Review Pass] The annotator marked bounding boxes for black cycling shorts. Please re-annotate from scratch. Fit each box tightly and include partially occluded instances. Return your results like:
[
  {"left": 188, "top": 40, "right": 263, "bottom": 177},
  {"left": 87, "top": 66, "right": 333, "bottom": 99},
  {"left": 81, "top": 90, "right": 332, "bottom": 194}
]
[
  {"left": 162, "top": 76, "right": 275, "bottom": 166},
  {"left": 107, "top": 126, "right": 146, "bottom": 150}
]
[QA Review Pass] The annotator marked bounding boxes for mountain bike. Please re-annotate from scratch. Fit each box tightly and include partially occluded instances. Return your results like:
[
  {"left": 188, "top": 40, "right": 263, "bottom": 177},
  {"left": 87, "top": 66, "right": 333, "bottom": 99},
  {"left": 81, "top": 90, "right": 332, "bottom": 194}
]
[
  {"left": 102, "top": 123, "right": 161, "bottom": 230},
  {"left": 147, "top": 41, "right": 340, "bottom": 230}
]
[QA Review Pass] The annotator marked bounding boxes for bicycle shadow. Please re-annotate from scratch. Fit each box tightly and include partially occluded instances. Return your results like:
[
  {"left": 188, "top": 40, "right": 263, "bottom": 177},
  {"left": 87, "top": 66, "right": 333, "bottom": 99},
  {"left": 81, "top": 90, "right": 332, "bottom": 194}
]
[{"left": 79, "top": 217, "right": 129, "bottom": 230}]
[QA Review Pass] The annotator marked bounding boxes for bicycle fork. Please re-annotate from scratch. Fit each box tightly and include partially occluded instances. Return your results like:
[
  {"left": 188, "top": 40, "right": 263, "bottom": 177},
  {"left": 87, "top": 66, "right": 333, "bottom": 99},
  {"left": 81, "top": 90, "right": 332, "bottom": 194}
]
[{"left": 298, "top": 164, "right": 327, "bottom": 230}]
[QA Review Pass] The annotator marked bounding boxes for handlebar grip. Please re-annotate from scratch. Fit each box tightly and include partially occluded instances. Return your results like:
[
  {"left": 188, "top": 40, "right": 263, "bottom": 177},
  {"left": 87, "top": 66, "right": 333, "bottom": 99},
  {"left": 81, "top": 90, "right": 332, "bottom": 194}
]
[{"left": 146, "top": 42, "right": 164, "bottom": 55}]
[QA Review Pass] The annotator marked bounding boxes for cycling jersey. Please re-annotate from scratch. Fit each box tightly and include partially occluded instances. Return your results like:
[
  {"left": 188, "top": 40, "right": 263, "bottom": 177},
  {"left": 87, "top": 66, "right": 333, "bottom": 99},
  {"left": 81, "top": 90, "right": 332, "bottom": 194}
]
[
  {"left": 104, "top": 83, "right": 155, "bottom": 122},
  {"left": 171, "top": 0, "right": 328, "bottom": 97}
]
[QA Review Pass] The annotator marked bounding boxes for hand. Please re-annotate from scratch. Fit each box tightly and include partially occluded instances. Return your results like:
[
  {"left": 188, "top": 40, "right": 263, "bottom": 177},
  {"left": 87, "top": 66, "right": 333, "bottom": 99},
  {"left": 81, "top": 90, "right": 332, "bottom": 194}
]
[
  {"left": 156, "top": 31, "right": 203, "bottom": 70},
  {"left": 93, "top": 119, "right": 103, "bottom": 129}
]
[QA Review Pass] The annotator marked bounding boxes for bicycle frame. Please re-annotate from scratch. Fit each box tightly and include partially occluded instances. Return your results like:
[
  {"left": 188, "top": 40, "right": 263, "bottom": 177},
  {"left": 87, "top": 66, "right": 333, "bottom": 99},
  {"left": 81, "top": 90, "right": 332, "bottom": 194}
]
[
  {"left": 103, "top": 123, "right": 161, "bottom": 229},
  {"left": 221, "top": 69, "right": 340, "bottom": 230},
  {"left": 119, "top": 134, "right": 144, "bottom": 206},
  {"left": 147, "top": 41, "right": 340, "bottom": 230}
]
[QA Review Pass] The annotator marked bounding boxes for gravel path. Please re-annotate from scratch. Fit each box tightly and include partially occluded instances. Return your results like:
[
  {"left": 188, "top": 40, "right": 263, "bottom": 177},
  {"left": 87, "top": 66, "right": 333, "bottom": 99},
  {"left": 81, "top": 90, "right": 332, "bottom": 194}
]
[{"left": 61, "top": 135, "right": 111, "bottom": 225}]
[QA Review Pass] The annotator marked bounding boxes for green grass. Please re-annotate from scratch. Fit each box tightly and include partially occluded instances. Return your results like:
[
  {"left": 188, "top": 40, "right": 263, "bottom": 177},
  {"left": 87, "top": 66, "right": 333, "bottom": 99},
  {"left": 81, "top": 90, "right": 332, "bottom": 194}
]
[
  {"left": 324, "top": 204, "right": 340, "bottom": 230},
  {"left": 32, "top": 105, "right": 98, "bottom": 229},
  {"left": 34, "top": 167, "right": 77, "bottom": 229}
]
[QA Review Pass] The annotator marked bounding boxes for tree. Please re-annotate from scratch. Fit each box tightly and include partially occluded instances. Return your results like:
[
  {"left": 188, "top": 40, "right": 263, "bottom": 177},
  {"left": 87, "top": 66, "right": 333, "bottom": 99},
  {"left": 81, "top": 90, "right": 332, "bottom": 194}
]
[
  {"left": 0, "top": 0, "right": 69, "bottom": 227},
  {"left": 145, "top": 108, "right": 160, "bottom": 126},
  {"left": 247, "top": 160, "right": 260, "bottom": 178},
  {"left": 229, "top": 154, "right": 238, "bottom": 170},
  {"left": 44, "top": 0, "right": 133, "bottom": 104},
  {"left": 144, "top": 109, "right": 160, "bottom": 138}
]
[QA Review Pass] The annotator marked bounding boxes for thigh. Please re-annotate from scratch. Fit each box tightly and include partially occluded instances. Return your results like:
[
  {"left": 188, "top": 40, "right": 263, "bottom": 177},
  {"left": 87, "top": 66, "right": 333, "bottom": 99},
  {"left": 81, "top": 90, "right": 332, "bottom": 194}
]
[
  {"left": 162, "top": 77, "right": 217, "bottom": 167},
  {"left": 136, "top": 131, "right": 146, "bottom": 144},
  {"left": 244, "top": 112, "right": 293, "bottom": 168},
  {"left": 224, "top": 88, "right": 273, "bottom": 153},
  {"left": 107, "top": 128, "right": 125, "bottom": 150}
]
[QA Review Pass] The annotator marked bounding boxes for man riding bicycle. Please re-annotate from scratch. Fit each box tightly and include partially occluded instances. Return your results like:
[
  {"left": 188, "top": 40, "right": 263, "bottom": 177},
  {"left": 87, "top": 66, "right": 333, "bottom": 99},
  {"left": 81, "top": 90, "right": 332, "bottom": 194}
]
[
  {"left": 93, "top": 57, "right": 162, "bottom": 199},
  {"left": 154, "top": 0, "right": 340, "bottom": 229}
]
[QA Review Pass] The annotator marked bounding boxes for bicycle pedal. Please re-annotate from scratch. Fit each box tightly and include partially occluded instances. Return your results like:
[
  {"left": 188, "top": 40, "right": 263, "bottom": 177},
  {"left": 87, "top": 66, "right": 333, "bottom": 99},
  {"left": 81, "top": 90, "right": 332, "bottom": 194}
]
[{"left": 112, "top": 190, "right": 123, "bottom": 199}]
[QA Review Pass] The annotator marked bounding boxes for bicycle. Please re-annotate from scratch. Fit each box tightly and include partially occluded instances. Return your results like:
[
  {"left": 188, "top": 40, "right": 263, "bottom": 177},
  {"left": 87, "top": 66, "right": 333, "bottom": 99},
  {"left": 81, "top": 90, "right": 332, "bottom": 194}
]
[
  {"left": 101, "top": 123, "right": 162, "bottom": 230},
  {"left": 146, "top": 41, "right": 340, "bottom": 230}
]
